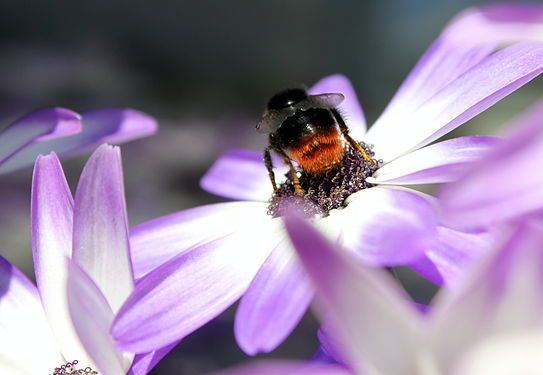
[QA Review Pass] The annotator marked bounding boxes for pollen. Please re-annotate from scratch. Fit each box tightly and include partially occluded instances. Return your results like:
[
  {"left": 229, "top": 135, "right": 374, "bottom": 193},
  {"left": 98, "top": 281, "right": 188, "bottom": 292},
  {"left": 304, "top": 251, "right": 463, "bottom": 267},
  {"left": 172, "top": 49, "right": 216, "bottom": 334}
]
[
  {"left": 268, "top": 141, "right": 380, "bottom": 217},
  {"left": 50, "top": 360, "right": 98, "bottom": 375}
]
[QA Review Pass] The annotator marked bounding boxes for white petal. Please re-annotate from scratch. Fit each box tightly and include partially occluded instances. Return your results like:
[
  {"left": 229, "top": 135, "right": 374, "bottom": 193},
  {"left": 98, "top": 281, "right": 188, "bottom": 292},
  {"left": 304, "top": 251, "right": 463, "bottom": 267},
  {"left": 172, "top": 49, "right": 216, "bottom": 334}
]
[
  {"left": 0, "top": 358, "right": 34, "bottom": 375},
  {"left": 0, "top": 257, "right": 63, "bottom": 374},
  {"left": 67, "top": 261, "right": 133, "bottom": 375},
  {"left": 453, "top": 331, "right": 543, "bottom": 375}
]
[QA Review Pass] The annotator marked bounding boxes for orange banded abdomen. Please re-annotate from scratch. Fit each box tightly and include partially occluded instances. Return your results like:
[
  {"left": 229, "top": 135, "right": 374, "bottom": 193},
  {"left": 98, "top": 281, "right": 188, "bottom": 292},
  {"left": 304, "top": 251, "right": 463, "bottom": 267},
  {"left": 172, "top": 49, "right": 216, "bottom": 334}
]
[{"left": 287, "top": 125, "right": 344, "bottom": 174}]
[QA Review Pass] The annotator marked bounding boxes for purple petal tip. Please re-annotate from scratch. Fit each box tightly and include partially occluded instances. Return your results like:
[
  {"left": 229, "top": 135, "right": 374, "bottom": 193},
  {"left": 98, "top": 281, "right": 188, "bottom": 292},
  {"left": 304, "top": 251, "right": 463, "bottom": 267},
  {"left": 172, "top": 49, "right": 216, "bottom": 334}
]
[{"left": 91, "top": 108, "right": 159, "bottom": 144}]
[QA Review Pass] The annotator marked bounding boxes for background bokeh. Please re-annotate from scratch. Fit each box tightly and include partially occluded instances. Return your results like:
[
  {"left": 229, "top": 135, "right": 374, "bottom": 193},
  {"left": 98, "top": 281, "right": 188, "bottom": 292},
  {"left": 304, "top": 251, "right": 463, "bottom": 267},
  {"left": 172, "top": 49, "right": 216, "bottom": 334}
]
[{"left": 1, "top": 1, "right": 542, "bottom": 373}]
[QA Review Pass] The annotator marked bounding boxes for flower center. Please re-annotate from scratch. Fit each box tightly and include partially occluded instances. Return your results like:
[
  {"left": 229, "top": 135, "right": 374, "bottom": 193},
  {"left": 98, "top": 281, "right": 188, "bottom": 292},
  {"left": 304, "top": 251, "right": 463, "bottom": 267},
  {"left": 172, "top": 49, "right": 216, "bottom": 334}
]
[
  {"left": 50, "top": 360, "right": 98, "bottom": 375},
  {"left": 268, "top": 141, "right": 380, "bottom": 217}
]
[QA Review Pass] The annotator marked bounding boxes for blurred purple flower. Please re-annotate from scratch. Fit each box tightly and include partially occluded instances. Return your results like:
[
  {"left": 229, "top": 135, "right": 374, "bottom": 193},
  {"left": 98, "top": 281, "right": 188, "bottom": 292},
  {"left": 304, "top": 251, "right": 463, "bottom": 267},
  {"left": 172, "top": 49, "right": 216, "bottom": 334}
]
[
  {"left": 0, "top": 144, "right": 170, "bottom": 375},
  {"left": 0, "top": 107, "right": 157, "bottom": 175},
  {"left": 111, "top": 11, "right": 543, "bottom": 357},
  {"left": 213, "top": 213, "right": 543, "bottom": 374},
  {"left": 440, "top": 98, "right": 543, "bottom": 229}
]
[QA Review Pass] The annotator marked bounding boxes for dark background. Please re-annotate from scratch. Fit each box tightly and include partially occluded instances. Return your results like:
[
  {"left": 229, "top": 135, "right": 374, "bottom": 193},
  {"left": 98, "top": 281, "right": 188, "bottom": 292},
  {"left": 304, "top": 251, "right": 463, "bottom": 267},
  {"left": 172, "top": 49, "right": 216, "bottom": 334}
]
[{"left": 1, "top": 1, "right": 542, "bottom": 373}]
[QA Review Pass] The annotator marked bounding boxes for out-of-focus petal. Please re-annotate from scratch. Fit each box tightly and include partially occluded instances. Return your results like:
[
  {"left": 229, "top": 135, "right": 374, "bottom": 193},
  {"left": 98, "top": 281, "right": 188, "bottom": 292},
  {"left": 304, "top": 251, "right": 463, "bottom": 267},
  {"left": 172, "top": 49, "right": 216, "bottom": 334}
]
[
  {"left": 0, "top": 360, "right": 30, "bottom": 375},
  {"left": 130, "top": 201, "right": 269, "bottom": 279},
  {"left": 453, "top": 331, "right": 543, "bottom": 375},
  {"left": 30, "top": 152, "right": 89, "bottom": 364},
  {"left": 321, "top": 187, "right": 438, "bottom": 266},
  {"left": 285, "top": 213, "right": 422, "bottom": 375},
  {"left": 311, "top": 345, "right": 340, "bottom": 365},
  {"left": 429, "top": 219, "right": 543, "bottom": 372},
  {"left": 72, "top": 145, "right": 133, "bottom": 313},
  {"left": 85, "top": 108, "right": 158, "bottom": 144},
  {"left": 0, "top": 256, "right": 63, "bottom": 375},
  {"left": 210, "top": 360, "right": 350, "bottom": 375},
  {"left": 409, "top": 226, "right": 493, "bottom": 287},
  {"left": 113, "top": 221, "right": 282, "bottom": 354},
  {"left": 0, "top": 109, "right": 157, "bottom": 174},
  {"left": 67, "top": 261, "right": 132, "bottom": 375},
  {"left": 367, "top": 43, "right": 543, "bottom": 162},
  {"left": 200, "top": 149, "right": 285, "bottom": 201},
  {"left": 444, "top": 3, "right": 543, "bottom": 46},
  {"left": 127, "top": 342, "right": 178, "bottom": 375},
  {"left": 317, "top": 326, "right": 349, "bottom": 366},
  {"left": 235, "top": 241, "right": 314, "bottom": 355},
  {"left": 0, "top": 108, "right": 81, "bottom": 174},
  {"left": 308, "top": 74, "right": 367, "bottom": 139},
  {"left": 440, "top": 99, "right": 543, "bottom": 229},
  {"left": 368, "top": 136, "right": 499, "bottom": 185}
]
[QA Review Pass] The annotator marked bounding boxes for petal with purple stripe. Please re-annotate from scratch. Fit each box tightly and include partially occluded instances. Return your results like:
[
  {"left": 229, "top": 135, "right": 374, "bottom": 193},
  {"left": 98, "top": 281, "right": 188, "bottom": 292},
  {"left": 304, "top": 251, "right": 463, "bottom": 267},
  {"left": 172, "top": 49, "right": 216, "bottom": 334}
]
[
  {"left": 113, "top": 219, "right": 281, "bottom": 353},
  {"left": 368, "top": 43, "right": 543, "bottom": 162},
  {"left": 371, "top": 0, "right": 543, "bottom": 136},
  {"left": 30, "top": 152, "right": 89, "bottom": 364},
  {"left": 368, "top": 33, "right": 495, "bottom": 148},
  {"left": 130, "top": 201, "right": 269, "bottom": 280},
  {"left": 368, "top": 136, "right": 499, "bottom": 185},
  {"left": 72, "top": 144, "right": 133, "bottom": 313},
  {"left": 235, "top": 240, "right": 314, "bottom": 355}
]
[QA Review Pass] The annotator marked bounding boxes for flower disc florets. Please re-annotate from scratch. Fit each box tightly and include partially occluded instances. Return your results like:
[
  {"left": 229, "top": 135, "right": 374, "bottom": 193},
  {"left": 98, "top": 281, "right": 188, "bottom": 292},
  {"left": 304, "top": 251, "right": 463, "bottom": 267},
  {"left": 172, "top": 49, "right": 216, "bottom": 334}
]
[
  {"left": 51, "top": 360, "right": 98, "bottom": 375},
  {"left": 268, "top": 142, "right": 380, "bottom": 217}
]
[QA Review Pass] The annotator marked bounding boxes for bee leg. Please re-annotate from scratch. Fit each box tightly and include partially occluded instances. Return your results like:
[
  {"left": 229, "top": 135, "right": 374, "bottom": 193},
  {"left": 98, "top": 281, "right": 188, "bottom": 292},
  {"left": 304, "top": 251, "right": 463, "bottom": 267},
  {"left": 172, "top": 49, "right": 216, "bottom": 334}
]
[
  {"left": 331, "top": 108, "right": 376, "bottom": 166},
  {"left": 283, "top": 156, "right": 303, "bottom": 196},
  {"left": 264, "top": 148, "right": 278, "bottom": 193}
]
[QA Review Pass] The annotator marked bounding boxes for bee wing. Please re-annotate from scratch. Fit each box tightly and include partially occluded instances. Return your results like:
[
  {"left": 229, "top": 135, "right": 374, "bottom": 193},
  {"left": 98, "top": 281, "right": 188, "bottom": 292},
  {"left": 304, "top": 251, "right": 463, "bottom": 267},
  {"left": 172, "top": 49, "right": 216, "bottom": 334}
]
[
  {"left": 256, "top": 110, "right": 286, "bottom": 133},
  {"left": 306, "top": 93, "right": 345, "bottom": 109}
]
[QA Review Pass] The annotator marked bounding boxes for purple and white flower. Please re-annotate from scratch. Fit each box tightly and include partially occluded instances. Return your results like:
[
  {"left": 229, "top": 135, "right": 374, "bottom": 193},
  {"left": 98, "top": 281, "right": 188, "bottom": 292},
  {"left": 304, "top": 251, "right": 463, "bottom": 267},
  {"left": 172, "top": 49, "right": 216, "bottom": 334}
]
[
  {"left": 0, "top": 107, "right": 157, "bottom": 175},
  {"left": 111, "top": 12, "right": 543, "bottom": 357},
  {"left": 0, "top": 144, "right": 170, "bottom": 375},
  {"left": 213, "top": 213, "right": 543, "bottom": 374}
]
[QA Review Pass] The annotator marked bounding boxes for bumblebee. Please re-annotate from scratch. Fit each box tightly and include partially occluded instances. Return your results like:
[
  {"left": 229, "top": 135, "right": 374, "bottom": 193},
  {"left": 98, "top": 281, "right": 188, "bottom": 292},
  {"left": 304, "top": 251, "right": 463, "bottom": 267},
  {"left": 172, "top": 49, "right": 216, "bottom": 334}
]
[{"left": 257, "top": 87, "right": 374, "bottom": 195}]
